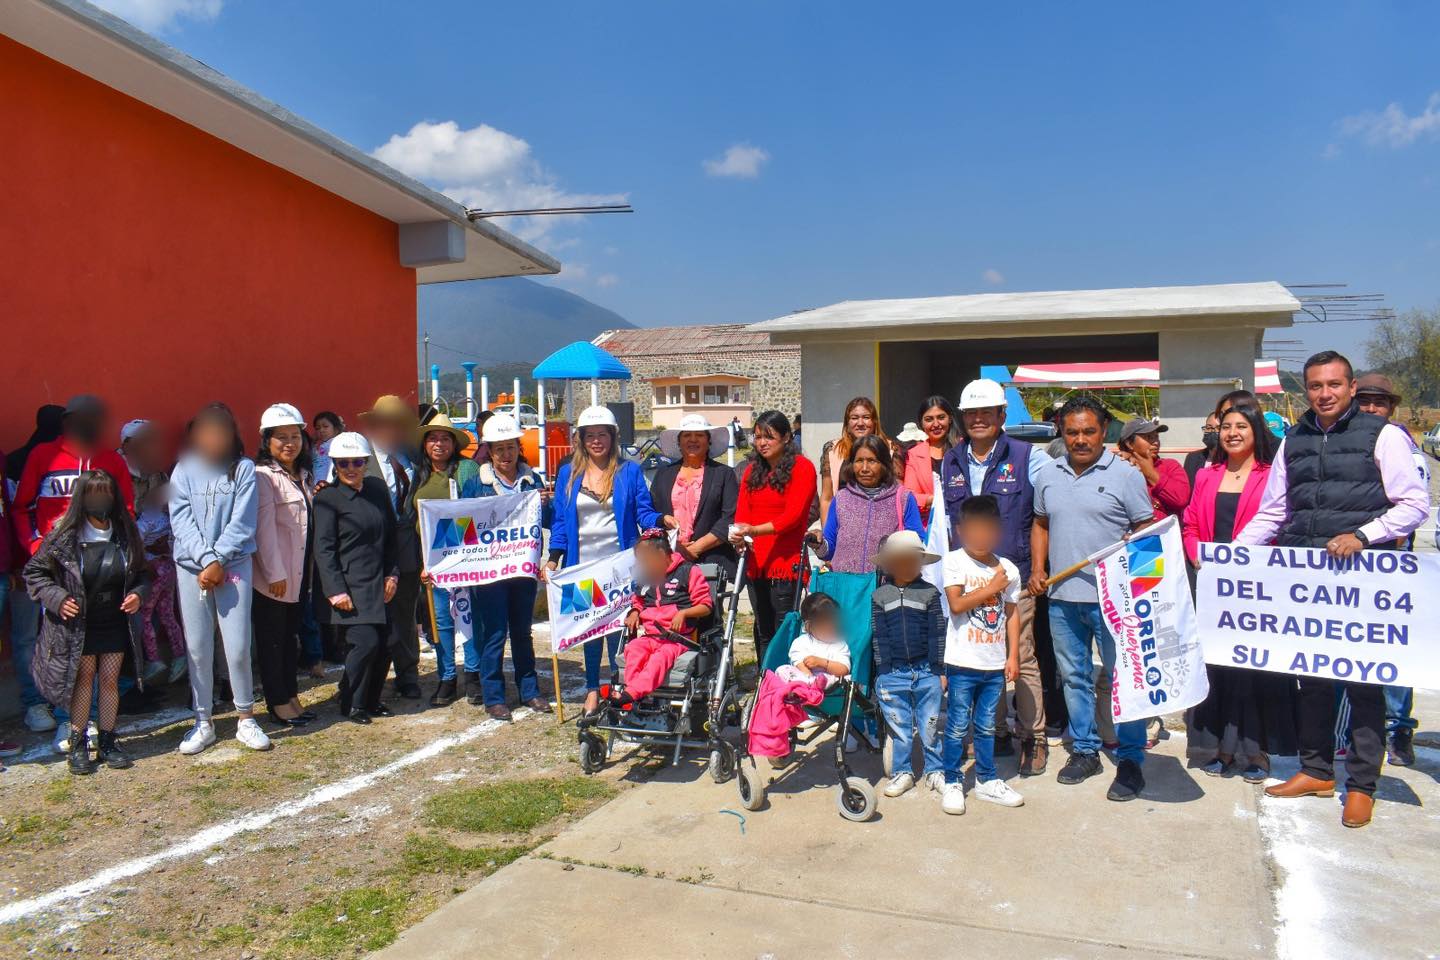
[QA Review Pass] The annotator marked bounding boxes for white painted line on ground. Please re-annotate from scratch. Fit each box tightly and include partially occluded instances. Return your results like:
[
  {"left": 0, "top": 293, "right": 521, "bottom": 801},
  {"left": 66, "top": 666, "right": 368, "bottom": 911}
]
[{"left": 0, "top": 709, "right": 531, "bottom": 925}]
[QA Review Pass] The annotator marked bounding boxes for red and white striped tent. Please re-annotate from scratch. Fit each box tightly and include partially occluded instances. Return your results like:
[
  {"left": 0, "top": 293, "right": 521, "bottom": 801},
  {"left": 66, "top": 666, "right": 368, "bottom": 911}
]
[{"left": 1010, "top": 360, "right": 1283, "bottom": 394}]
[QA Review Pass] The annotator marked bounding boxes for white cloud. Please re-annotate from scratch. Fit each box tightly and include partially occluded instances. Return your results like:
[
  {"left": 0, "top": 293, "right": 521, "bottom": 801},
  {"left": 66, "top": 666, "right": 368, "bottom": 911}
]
[
  {"left": 1338, "top": 92, "right": 1440, "bottom": 148},
  {"left": 982, "top": 268, "right": 1005, "bottom": 286},
  {"left": 703, "top": 143, "right": 770, "bottom": 179},
  {"left": 373, "top": 120, "right": 626, "bottom": 242},
  {"left": 93, "top": 0, "right": 222, "bottom": 32},
  {"left": 596, "top": 273, "right": 619, "bottom": 289}
]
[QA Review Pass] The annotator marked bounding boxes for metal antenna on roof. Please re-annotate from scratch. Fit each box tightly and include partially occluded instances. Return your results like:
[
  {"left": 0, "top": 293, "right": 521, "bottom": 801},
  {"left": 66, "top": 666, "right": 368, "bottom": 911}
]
[
  {"left": 466, "top": 204, "right": 633, "bottom": 219},
  {"left": 1283, "top": 283, "right": 1396, "bottom": 324}
]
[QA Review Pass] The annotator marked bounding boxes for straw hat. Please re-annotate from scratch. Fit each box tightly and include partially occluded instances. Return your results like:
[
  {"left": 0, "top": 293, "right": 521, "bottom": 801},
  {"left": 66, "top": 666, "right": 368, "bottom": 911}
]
[
  {"left": 659, "top": 414, "right": 729, "bottom": 460},
  {"left": 358, "top": 394, "right": 418, "bottom": 426},
  {"left": 869, "top": 529, "right": 940, "bottom": 567},
  {"left": 416, "top": 410, "right": 469, "bottom": 450},
  {"left": 895, "top": 422, "right": 926, "bottom": 443}
]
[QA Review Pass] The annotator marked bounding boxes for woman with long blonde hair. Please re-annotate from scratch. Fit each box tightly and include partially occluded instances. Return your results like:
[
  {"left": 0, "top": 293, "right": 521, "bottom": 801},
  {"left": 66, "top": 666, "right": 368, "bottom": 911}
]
[
  {"left": 541, "top": 406, "right": 660, "bottom": 714},
  {"left": 819, "top": 396, "right": 893, "bottom": 524}
]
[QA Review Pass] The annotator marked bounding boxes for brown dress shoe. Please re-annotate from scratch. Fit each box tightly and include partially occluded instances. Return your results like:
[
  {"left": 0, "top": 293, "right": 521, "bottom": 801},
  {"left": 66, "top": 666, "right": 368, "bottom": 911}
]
[
  {"left": 1021, "top": 738, "right": 1049, "bottom": 777},
  {"left": 524, "top": 697, "right": 553, "bottom": 713},
  {"left": 1342, "top": 791, "right": 1373, "bottom": 828},
  {"left": 486, "top": 703, "right": 513, "bottom": 721},
  {"left": 1264, "top": 772, "right": 1336, "bottom": 799}
]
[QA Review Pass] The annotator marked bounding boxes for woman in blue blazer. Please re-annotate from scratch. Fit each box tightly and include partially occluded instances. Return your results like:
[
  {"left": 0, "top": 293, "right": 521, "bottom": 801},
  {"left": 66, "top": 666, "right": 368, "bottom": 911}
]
[{"left": 542, "top": 406, "right": 660, "bottom": 714}]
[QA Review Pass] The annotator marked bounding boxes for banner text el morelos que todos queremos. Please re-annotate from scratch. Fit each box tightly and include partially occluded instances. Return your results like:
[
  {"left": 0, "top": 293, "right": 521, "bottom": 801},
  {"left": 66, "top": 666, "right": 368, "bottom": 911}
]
[{"left": 1195, "top": 545, "right": 1439, "bottom": 687}]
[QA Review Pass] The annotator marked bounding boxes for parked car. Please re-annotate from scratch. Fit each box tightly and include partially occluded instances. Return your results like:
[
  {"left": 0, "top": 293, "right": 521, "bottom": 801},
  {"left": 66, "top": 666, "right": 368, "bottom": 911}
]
[{"left": 1422, "top": 426, "right": 1440, "bottom": 460}]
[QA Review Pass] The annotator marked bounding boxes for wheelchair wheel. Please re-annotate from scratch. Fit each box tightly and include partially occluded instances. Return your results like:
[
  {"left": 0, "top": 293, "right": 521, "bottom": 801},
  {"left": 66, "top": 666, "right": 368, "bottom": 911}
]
[
  {"left": 708, "top": 740, "right": 737, "bottom": 783},
  {"left": 579, "top": 734, "right": 605, "bottom": 775},
  {"left": 836, "top": 776, "right": 877, "bottom": 822},
  {"left": 737, "top": 759, "right": 766, "bottom": 811}
]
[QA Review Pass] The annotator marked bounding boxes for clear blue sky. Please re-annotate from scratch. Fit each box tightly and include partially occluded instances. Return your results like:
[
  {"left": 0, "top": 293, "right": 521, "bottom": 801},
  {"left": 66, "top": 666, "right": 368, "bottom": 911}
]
[{"left": 111, "top": 0, "right": 1440, "bottom": 367}]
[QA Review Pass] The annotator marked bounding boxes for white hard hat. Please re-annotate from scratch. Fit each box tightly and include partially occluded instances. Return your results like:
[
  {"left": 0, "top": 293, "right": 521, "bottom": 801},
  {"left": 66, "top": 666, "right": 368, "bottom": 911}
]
[
  {"left": 328, "top": 431, "right": 372, "bottom": 460},
  {"left": 575, "top": 405, "right": 618, "bottom": 431},
  {"left": 119, "top": 419, "right": 152, "bottom": 443},
  {"left": 958, "top": 379, "right": 1007, "bottom": 411},
  {"left": 482, "top": 413, "right": 525, "bottom": 444},
  {"left": 259, "top": 403, "right": 306, "bottom": 432}
]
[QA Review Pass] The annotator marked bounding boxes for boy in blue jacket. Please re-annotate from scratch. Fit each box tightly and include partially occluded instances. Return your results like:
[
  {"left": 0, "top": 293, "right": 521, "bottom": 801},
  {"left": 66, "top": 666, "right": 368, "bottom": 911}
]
[{"left": 870, "top": 530, "right": 947, "bottom": 800}]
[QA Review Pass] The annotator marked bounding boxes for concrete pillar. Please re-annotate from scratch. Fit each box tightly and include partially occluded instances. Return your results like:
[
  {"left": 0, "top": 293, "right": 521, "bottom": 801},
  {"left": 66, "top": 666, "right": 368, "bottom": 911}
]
[
  {"left": 800, "top": 339, "right": 878, "bottom": 465},
  {"left": 1158, "top": 328, "right": 1254, "bottom": 450}
]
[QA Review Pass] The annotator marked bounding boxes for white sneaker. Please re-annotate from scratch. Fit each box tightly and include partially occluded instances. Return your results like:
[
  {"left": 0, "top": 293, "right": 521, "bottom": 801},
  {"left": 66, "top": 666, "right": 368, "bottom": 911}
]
[
  {"left": 974, "top": 778, "right": 1025, "bottom": 808},
  {"left": 922, "top": 771, "right": 946, "bottom": 793},
  {"left": 941, "top": 782, "right": 967, "bottom": 815},
  {"left": 179, "top": 721, "right": 216, "bottom": 756},
  {"left": 52, "top": 721, "right": 72, "bottom": 754},
  {"left": 25, "top": 704, "right": 56, "bottom": 733},
  {"left": 884, "top": 772, "right": 915, "bottom": 798},
  {"left": 235, "top": 718, "right": 272, "bottom": 751}
]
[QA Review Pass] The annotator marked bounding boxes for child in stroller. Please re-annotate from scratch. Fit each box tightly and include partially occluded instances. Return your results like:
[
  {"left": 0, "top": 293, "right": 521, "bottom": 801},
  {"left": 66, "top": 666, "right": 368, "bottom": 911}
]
[
  {"left": 618, "top": 528, "right": 713, "bottom": 703},
  {"left": 772, "top": 593, "right": 850, "bottom": 692}
]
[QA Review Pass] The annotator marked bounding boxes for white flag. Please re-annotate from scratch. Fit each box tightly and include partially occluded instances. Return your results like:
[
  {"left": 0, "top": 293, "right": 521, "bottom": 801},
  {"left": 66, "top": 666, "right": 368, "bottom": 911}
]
[{"left": 922, "top": 494, "right": 950, "bottom": 590}]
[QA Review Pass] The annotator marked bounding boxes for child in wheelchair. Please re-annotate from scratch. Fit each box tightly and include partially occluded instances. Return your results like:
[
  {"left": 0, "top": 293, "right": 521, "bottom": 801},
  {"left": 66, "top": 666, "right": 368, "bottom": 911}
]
[{"left": 619, "top": 528, "right": 714, "bottom": 703}]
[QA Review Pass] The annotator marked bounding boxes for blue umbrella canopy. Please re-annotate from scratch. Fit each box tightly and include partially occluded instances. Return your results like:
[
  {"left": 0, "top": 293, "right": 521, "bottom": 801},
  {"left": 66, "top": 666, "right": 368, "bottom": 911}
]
[{"left": 532, "top": 341, "right": 632, "bottom": 381}]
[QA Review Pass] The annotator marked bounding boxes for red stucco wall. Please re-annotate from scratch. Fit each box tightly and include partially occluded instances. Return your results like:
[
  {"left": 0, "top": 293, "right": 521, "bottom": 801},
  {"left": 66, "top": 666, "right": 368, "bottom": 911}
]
[{"left": 0, "top": 35, "right": 417, "bottom": 456}]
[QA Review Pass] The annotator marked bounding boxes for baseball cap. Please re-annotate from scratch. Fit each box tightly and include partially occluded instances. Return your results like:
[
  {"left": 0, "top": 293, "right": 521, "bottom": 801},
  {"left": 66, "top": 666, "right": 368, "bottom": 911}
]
[{"left": 1119, "top": 417, "right": 1167, "bottom": 444}]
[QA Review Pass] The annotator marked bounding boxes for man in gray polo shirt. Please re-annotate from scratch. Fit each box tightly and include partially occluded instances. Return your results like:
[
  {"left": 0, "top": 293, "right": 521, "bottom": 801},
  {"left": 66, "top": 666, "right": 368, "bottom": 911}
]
[{"left": 1028, "top": 395, "right": 1156, "bottom": 801}]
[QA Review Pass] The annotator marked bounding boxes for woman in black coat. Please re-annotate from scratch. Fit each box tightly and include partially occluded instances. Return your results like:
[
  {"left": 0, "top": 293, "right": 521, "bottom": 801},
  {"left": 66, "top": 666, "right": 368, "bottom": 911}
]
[
  {"left": 25, "top": 469, "right": 151, "bottom": 774},
  {"left": 651, "top": 416, "right": 739, "bottom": 577},
  {"left": 314, "top": 433, "right": 398, "bottom": 724}
]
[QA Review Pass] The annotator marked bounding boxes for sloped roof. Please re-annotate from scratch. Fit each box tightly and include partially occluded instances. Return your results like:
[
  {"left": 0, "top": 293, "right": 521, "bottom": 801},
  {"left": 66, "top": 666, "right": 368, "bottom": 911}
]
[
  {"left": 594, "top": 324, "right": 799, "bottom": 358},
  {"left": 533, "top": 341, "right": 631, "bottom": 381},
  {"left": 4, "top": 0, "right": 558, "bottom": 283}
]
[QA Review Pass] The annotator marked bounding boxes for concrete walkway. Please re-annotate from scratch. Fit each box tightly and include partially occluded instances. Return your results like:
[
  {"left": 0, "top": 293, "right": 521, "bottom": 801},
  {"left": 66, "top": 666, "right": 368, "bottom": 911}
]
[{"left": 374, "top": 695, "right": 1438, "bottom": 960}]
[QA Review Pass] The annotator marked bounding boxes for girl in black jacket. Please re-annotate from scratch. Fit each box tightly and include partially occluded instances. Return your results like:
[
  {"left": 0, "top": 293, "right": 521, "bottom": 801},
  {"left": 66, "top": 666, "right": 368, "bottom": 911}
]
[{"left": 25, "top": 470, "right": 151, "bottom": 774}]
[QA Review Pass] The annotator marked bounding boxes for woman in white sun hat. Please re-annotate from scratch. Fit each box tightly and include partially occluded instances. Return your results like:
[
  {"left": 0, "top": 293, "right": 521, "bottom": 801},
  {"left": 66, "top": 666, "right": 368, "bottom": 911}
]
[
  {"left": 251, "top": 403, "right": 317, "bottom": 728},
  {"left": 542, "top": 405, "right": 661, "bottom": 715},
  {"left": 471, "top": 413, "right": 553, "bottom": 719},
  {"left": 650, "top": 413, "right": 738, "bottom": 577}
]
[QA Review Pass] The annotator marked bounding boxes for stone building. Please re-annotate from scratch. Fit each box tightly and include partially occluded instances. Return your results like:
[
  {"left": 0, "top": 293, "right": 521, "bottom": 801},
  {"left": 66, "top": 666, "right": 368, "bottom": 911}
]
[{"left": 590, "top": 324, "right": 801, "bottom": 427}]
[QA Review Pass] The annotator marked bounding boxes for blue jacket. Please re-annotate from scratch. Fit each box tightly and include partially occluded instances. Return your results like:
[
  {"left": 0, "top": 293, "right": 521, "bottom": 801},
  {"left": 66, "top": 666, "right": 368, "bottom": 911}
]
[
  {"left": 475, "top": 461, "right": 554, "bottom": 529},
  {"left": 169, "top": 453, "right": 258, "bottom": 574},
  {"left": 870, "top": 579, "right": 946, "bottom": 673},
  {"left": 939, "top": 434, "right": 1036, "bottom": 570},
  {"left": 549, "top": 460, "right": 660, "bottom": 567}
]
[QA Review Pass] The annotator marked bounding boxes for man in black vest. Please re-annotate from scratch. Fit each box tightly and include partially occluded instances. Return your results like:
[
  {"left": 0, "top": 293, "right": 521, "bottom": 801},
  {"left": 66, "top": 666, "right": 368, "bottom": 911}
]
[
  {"left": 1237, "top": 351, "right": 1429, "bottom": 828},
  {"left": 941, "top": 378, "right": 1051, "bottom": 775}
]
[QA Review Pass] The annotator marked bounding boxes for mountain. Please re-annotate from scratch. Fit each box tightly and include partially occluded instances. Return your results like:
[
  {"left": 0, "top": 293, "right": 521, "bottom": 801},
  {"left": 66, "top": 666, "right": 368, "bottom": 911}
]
[{"left": 418, "top": 277, "right": 634, "bottom": 369}]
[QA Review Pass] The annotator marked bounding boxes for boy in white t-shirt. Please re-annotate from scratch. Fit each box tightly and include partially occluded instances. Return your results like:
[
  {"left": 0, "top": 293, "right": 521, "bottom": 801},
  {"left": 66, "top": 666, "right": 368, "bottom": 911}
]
[{"left": 941, "top": 495, "right": 1024, "bottom": 814}]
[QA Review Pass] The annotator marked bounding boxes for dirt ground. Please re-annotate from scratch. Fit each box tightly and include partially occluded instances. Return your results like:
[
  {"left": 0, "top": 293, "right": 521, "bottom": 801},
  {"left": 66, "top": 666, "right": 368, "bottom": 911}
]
[{"left": 0, "top": 619, "right": 760, "bottom": 960}]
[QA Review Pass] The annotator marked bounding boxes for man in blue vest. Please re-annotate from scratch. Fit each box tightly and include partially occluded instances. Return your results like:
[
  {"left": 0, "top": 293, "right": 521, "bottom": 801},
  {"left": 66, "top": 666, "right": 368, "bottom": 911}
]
[
  {"left": 1238, "top": 351, "right": 1429, "bottom": 828},
  {"left": 941, "top": 378, "right": 1051, "bottom": 775}
]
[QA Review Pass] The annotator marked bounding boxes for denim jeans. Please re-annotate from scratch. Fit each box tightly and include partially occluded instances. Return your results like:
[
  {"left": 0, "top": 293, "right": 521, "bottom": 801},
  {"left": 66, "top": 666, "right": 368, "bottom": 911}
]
[
  {"left": 1049, "top": 599, "right": 1146, "bottom": 764},
  {"left": 584, "top": 632, "right": 622, "bottom": 692},
  {"left": 875, "top": 661, "right": 943, "bottom": 778},
  {"left": 944, "top": 666, "right": 1004, "bottom": 782},
  {"left": 474, "top": 580, "right": 540, "bottom": 706},
  {"left": 1384, "top": 686, "right": 1417, "bottom": 734},
  {"left": 429, "top": 586, "right": 460, "bottom": 682},
  {"left": 7, "top": 586, "right": 44, "bottom": 709}
]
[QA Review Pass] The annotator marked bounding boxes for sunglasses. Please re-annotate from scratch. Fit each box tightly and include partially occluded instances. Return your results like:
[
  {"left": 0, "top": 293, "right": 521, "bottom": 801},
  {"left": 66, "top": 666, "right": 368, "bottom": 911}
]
[{"left": 334, "top": 458, "right": 368, "bottom": 469}]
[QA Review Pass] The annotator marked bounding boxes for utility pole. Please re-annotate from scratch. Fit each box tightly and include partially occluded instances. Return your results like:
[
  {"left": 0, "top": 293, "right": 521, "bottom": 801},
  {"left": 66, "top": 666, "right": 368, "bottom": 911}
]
[{"left": 420, "top": 332, "right": 430, "bottom": 404}]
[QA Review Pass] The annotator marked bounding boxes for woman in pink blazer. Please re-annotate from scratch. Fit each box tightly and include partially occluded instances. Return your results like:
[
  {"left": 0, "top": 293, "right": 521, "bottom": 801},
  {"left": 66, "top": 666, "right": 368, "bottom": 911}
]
[
  {"left": 901, "top": 395, "right": 961, "bottom": 527},
  {"left": 252, "top": 404, "right": 316, "bottom": 728},
  {"left": 1183, "top": 404, "right": 1298, "bottom": 783}
]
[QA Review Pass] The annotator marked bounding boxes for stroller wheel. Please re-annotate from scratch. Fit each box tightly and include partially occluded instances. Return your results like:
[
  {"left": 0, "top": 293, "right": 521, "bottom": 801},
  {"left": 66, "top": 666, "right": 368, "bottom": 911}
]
[
  {"left": 578, "top": 734, "right": 606, "bottom": 775},
  {"left": 836, "top": 776, "right": 878, "bottom": 822},
  {"left": 737, "top": 759, "right": 766, "bottom": 811},
  {"left": 708, "top": 741, "right": 737, "bottom": 783}
]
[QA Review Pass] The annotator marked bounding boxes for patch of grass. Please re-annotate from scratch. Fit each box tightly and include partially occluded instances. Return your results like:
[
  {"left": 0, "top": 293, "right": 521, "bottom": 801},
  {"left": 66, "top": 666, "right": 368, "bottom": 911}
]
[
  {"left": 44, "top": 779, "right": 74, "bottom": 805},
  {"left": 425, "top": 776, "right": 614, "bottom": 834},
  {"left": 396, "top": 834, "right": 534, "bottom": 877},
  {"left": 277, "top": 886, "right": 408, "bottom": 958},
  {"left": 203, "top": 923, "right": 253, "bottom": 948},
  {"left": 0, "top": 811, "right": 74, "bottom": 848}
]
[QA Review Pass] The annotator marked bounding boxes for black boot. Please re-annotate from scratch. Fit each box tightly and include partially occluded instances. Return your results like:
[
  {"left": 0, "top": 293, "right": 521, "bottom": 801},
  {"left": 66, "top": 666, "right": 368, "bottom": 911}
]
[
  {"left": 430, "top": 677, "right": 457, "bottom": 707},
  {"left": 463, "top": 670, "right": 484, "bottom": 706},
  {"left": 96, "top": 730, "right": 134, "bottom": 770},
  {"left": 68, "top": 730, "right": 97, "bottom": 776}
]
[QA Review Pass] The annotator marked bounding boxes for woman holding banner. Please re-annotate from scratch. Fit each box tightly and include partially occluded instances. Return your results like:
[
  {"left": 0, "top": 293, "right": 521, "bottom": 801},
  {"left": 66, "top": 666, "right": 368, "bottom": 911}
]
[
  {"left": 1182, "top": 403, "right": 1296, "bottom": 783},
  {"left": 410, "top": 411, "right": 481, "bottom": 707},
  {"left": 650, "top": 414, "right": 738, "bottom": 577},
  {"left": 729, "top": 410, "right": 817, "bottom": 668},
  {"left": 472, "top": 414, "right": 552, "bottom": 720},
  {"left": 543, "top": 406, "right": 661, "bottom": 716}
]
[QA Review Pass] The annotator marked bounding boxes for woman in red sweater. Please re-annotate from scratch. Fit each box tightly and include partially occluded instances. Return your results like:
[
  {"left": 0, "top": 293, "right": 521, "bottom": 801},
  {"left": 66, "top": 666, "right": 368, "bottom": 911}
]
[{"left": 729, "top": 410, "right": 817, "bottom": 667}]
